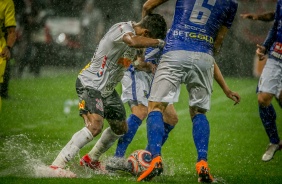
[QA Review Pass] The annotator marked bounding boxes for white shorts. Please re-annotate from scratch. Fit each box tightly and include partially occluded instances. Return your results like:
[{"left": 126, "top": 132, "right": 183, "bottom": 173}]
[
  {"left": 258, "top": 58, "right": 282, "bottom": 99},
  {"left": 121, "top": 70, "right": 153, "bottom": 107},
  {"left": 149, "top": 51, "right": 214, "bottom": 111}
]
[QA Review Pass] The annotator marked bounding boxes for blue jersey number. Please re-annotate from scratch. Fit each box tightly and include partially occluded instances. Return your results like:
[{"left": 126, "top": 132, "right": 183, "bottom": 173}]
[{"left": 189, "top": 0, "right": 216, "bottom": 25}]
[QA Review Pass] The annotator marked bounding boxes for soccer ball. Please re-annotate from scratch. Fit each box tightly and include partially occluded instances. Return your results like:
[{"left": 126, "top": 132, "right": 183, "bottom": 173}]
[{"left": 127, "top": 149, "right": 152, "bottom": 176}]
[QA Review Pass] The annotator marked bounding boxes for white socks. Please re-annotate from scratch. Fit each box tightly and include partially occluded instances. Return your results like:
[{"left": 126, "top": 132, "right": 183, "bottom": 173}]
[
  {"left": 52, "top": 127, "right": 93, "bottom": 168},
  {"left": 88, "top": 127, "right": 122, "bottom": 161}
]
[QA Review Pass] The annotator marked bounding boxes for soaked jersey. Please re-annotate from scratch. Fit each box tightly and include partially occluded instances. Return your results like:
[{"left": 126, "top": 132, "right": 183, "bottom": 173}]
[
  {"left": 264, "top": 0, "right": 282, "bottom": 62},
  {"left": 78, "top": 21, "right": 136, "bottom": 97},
  {"left": 163, "top": 0, "right": 238, "bottom": 56}
]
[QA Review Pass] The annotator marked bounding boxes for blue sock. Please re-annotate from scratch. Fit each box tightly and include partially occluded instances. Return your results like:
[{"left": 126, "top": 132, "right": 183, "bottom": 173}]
[
  {"left": 146, "top": 111, "right": 164, "bottom": 158},
  {"left": 114, "top": 114, "right": 142, "bottom": 157},
  {"left": 259, "top": 104, "right": 280, "bottom": 144},
  {"left": 192, "top": 114, "right": 210, "bottom": 162},
  {"left": 162, "top": 122, "right": 174, "bottom": 146}
]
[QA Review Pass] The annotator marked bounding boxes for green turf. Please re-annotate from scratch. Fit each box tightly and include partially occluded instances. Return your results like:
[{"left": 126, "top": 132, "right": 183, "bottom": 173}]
[{"left": 0, "top": 67, "right": 281, "bottom": 184}]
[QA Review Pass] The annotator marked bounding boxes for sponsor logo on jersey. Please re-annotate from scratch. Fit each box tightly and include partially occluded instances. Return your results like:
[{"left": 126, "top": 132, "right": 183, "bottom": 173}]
[
  {"left": 274, "top": 42, "right": 282, "bottom": 54},
  {"left": 95, "top": 98, "right": 103, "bottom": 111},
  {"left": 173, "top": 30, "right": 213, "bottom": 43},
  {"left": 118, "top": 49, "right": 135, "bottom": 68},
  {"left": 78, "top": 100, "right": 85, "bottom": 110},
  {"left": 117, "top": 57, "right": 132, "bottom": 68},
  {"left": 97, "top": 56, "right": 107, "bottom": 77}
]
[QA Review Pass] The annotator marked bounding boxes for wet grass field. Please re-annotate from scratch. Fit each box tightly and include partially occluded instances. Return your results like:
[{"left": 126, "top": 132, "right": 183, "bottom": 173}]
[{"left": 1, "top": 67, "right": 282, "bottom": 184}]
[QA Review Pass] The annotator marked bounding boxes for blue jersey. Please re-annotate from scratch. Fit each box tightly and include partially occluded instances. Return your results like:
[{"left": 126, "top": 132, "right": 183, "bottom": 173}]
[
  {"left": 163, "top": 0, "right": 238, "bottom": 56},
  {"left": 263, "top": 0, "right": 282, "bottom": 61}
]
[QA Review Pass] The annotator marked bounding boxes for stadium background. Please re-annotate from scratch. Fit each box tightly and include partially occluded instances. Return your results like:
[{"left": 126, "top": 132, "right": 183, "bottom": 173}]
[{"left": 12, "top": 0, "right": 276, "bottom": 78}]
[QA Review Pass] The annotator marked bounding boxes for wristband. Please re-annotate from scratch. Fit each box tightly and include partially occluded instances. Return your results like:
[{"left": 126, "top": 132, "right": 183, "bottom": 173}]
[{"left": 133, "top": 60, "right": 140, "bottom": 66}]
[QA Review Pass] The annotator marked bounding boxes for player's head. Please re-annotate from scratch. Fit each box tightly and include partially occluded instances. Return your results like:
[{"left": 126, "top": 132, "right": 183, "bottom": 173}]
[{"left": 138, "top": 13, "right": 167, "bottom": 39}]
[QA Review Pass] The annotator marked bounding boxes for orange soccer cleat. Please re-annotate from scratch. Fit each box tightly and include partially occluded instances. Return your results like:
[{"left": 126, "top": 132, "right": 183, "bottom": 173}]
[
  {"left": 196, "top": 160, "right": 214, "bottom": 183},
  {"left": 137, "top": 155, "right": 163, "bottom": 182}
]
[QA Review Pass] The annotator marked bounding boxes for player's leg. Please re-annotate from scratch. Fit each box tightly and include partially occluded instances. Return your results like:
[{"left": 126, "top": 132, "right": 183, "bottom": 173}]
[
  {"left": 50, "top": 79, "right": 104, "bottom": 176},
  {"left": 81, "top": 90, "right": 127, "bottom": 169},
  {"left": 187, "top": 52, "right": 214, "bottom": 183},
  {"left": 114, "top": 70, "right": 150, "bottom": 158},
  {"left": 115, "top": 104, "right": 147, "bottom": 157},
  {"left": 138, "top": 66, "right": 181, "bottom": 181},
  {"left": 162, "top": 104, "right": 178, "bottom": 146},
  {"left": 257, "top": 58, "right": 281, "bottom": 161},
  {"left": 275, "top": 89, "right": 282, "bottom": 108},
  {"left": 258, "top": 92, "right": 281, "bottom": 161}
]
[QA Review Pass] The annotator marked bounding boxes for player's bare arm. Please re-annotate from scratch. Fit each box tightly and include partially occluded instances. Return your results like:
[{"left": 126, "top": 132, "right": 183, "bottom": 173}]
[
  {"left": 122, "top": 32, "right": 163, "bottom": 48},
  {"left": 240, "top": 11, "right": 275, "bottom": 22},
  {"left": 256, "top": 44, "right": 267, "bottom": 60},
  {"left": 214, "top": 26, "right": 229, "bottom": 55},
  {"left": 142, "top": 0, "right": 169, "bottom": 17},
  {"left": 0, "top": 27, "right": 16, "bottom": 60},
  {"left": 214, "top": 62, "right": 240, "bottom": 105}
]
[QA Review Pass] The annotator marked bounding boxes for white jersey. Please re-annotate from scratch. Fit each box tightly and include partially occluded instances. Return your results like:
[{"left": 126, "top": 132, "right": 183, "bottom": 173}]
[{"left": 78, "top": 21, "right": 137, "bottom": 97}]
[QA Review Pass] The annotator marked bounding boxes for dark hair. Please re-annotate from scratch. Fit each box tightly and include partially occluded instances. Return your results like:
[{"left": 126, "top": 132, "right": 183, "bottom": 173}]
[{"left": 140, "top": 13, "right": 167, "bottom": 39}]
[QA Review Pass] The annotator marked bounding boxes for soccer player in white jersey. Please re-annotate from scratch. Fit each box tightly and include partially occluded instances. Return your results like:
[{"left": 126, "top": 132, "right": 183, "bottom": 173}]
[
  {"left": 138, "top": 0, "right": 240, "bottom": 182},
  {"left": 49, "top": 13, "right": 167, "bottom": 177}
]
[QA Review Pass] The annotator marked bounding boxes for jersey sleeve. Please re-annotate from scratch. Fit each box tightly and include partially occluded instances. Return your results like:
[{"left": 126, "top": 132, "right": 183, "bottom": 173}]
[
  {"left": 223, "top": 1, "right": 238, "bottom": 28},
  {"left": 263, "top": 2, "right": 279, "bottom": 51},
  {"left": 145, "top": 47, "right": 162, "bottom": 64},
  {"left": 4, "top": 0, "right": 16, "bottom": 28},
  {"left": 113, "top": 22, "right": 135, "bottom": 42}
]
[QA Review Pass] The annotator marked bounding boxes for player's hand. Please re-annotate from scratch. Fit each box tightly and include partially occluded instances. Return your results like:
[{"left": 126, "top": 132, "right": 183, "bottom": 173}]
[
  {"left": 148, "top": 62, "right": 157, "bottom": 74},
  {"left": 225, "top": 90, "right": 240, "bottom": 105},
  {"left": 0, "top": 46, "right": 11, "bottom": 60},
  {"left": 157, "top": 39, "right": 165, "bottom": 48},
  {"left": 256, "top": 44, "right": 266, "bottom": 61},
  {"left": 240, "top": 13, "right": 259, "bottom": 20}
]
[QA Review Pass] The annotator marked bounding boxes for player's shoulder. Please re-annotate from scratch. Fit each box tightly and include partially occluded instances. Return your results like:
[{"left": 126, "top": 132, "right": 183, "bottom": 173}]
[{"left": 111, "top": 21, "right": 133, "bottom": 30}]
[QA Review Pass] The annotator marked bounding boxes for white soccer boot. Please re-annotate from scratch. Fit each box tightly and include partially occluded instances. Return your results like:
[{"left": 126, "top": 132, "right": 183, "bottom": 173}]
[
  {"left": 49, "top": 165, "right": 77, "bottom": 178},
  {"left": 262, "top": 141, "right": 282, "bottom": 161}
]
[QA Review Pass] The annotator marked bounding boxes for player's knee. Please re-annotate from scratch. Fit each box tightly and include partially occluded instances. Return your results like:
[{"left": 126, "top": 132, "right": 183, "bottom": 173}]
[
  {"left": 258, "top": 94, "right": 272, "bottom": 107},
  {"left": 164, "top": 113, "right": 178, "bottom": 126},
  {"left": 133, "top": 108, "right": 148, "bottom": 121},
  {"left": 109, "top": 120, "right": 128, "bottom": 135},
  {"left": 189, "top": 106, "right": 206, "bottom": 120},
  {"left": 86, "top": 119, "right": 104, "bottom": 136}
]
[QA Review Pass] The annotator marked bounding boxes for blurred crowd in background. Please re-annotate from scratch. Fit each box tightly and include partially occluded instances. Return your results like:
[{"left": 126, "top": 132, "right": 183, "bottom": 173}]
[{"left": 6, "top": 0, "right": 277, "bottom": 80}]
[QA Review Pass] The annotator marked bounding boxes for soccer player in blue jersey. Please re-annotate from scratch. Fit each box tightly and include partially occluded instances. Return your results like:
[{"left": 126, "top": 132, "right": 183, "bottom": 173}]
[
  {"left": 256, "top": 0, "right": 282, "bottom": 162},
  {"left": 139, "top": 0, "right": 240, "bottom": 182}
]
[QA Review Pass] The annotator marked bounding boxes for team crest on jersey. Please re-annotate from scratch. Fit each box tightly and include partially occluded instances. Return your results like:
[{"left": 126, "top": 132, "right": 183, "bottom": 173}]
[
  {"left": 143, "top": 90, "right": 149, "bottom": 98},
  {"left": 78, "top": 100, "right": 85, "bottom": 110},
  {"left": 95, "top": 98, "right": 104, "bottom": 111}
]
